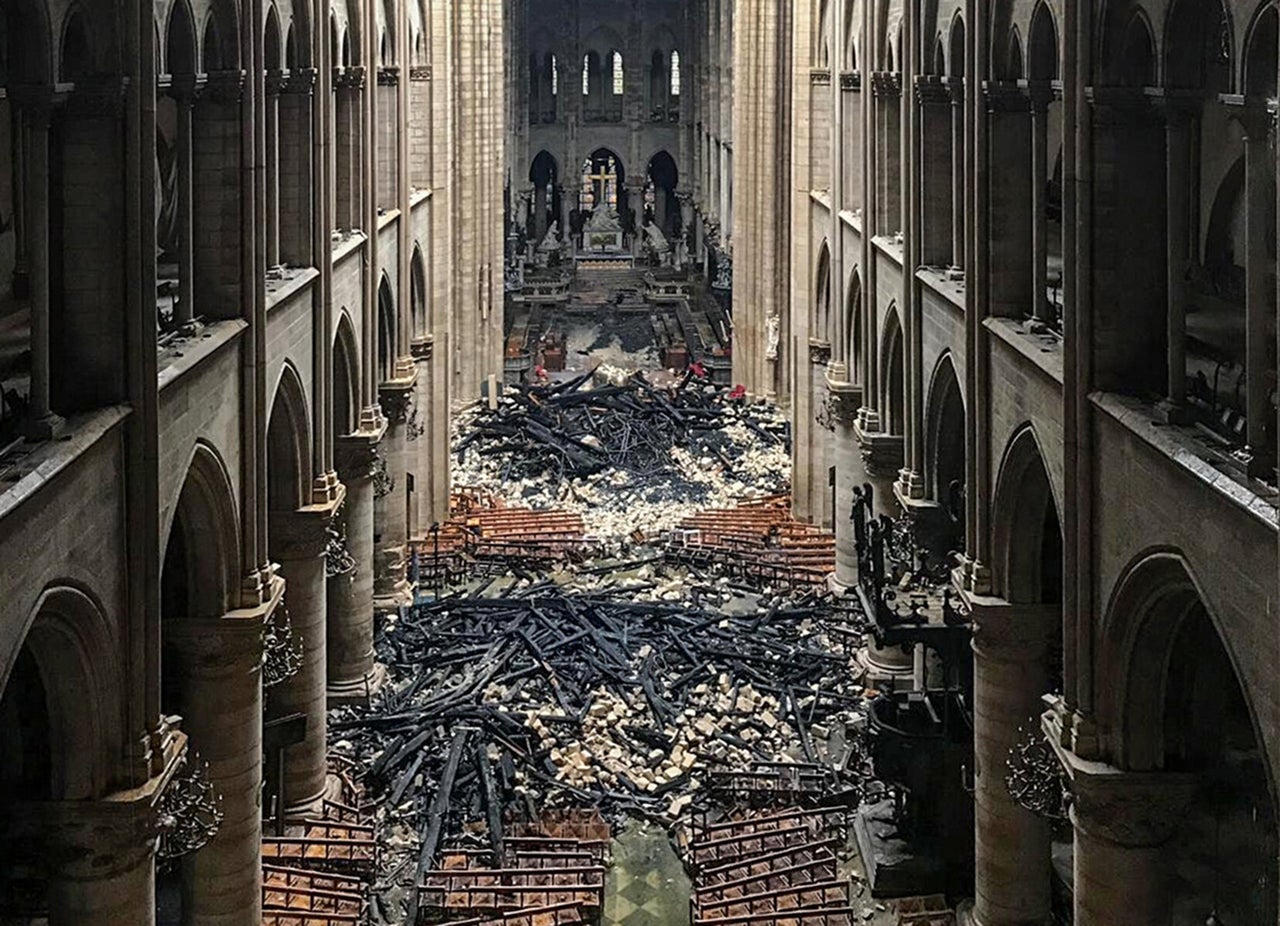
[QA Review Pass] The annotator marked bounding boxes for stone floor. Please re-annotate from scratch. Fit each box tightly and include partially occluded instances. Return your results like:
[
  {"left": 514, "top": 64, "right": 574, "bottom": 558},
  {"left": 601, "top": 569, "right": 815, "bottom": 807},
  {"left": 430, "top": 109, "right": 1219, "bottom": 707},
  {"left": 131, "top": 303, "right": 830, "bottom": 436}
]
[{"left": 603, "top": 820, "right": 693, "bottom": 926}]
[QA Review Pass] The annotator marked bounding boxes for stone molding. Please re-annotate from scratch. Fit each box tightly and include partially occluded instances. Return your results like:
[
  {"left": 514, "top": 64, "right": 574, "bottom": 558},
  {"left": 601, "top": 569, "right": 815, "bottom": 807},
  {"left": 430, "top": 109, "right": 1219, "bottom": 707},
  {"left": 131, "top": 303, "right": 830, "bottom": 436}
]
[
  {"left": 808, "top": 339, "right": 832, "bottom": 366},
  {"left": 202, "top": 69, "right": 247, "bottom": 104},
  {"left": 1067, "top": 761, "right": 1197, "bottom": 849},
  {"left": 334, "top": 66, "right": 366, "bottom": 91},
  {"left": 810, "top": 68, "right": 831, "bottom": 87},
  {"left": 870, "top": 71, "right": 902, "bottom": 99},
  {"left": 914, "top": 74, "right": 951, "bottom": 107},
  {"left": 0, "top": 731, "right": 189, "bottom": 879},
  {"left": 410, "top": 334, "right": 434, "bottom": 362},
  {"left": 853, "top": 419, "right": 905, "bottom": 476},
  {"left": 269, "top": 484, "right": 348, "bottom": 561},
  {"left": 283, "top": 67, "right": 318, "bottom": 96},
  {"left": 335, "top": 424, "right": 387, "bottom": 481},
  {"left": 963, "top": 594, "right": 1058, "bottom": 663},
  {"left": 409, "top": 65, "right": 432, "bottom": 82}
]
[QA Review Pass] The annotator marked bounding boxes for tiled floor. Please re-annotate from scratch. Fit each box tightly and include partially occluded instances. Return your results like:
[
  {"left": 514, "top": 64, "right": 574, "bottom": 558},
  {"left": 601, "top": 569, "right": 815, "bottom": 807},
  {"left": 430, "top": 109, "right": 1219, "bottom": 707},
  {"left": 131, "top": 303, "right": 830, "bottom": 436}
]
[{"left": 602, "top": 820, "right": 692, "bottom": 926}]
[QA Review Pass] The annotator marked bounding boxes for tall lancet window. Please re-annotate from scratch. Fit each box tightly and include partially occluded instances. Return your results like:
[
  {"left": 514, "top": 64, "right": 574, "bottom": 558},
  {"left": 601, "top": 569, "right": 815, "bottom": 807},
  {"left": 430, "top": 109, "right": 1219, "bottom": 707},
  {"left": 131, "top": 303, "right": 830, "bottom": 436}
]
[
  {"left": 612, "top": 51, "right": 625, "bottom": 94},
  {"left": 671, "top": 50, "right": 681, "bottom": 96},
  {"left": 583, "top": 54, "right": 590, "bottom": 95},
  {"left": 551, "top": 54, "right": 558, "bottom": 95}
]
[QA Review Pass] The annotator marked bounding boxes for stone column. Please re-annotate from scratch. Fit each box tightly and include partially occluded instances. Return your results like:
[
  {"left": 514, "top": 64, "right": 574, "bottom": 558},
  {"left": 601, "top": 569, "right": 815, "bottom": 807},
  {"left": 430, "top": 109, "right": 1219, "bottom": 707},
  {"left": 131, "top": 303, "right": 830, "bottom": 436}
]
[
  {"left": 267, "top": 495, "right": 344, "bottom": 816},
  {"left": 174, "top": 84, "right": 198, "bottom": 326},
  {"left": 22, "top": 100, "right": 62, "bottom": 440},
  {"left": 1030, "top": 87, "right": 1052, "bottom": 324},
  {"left": 328, "top": 433, "right": 384, "bottom": 704},
  {"left": 1070, "top": 765, "right": 1197, "bottom": 926},
  {"left": 1242, "top": 111, "right": 1272, "bottom": 473},
  {"left": 967, "top": 599, "right": 1057, "bottom": 926},
  {"left": 829, "top": 373, "right": 861, "bottom": 589},
  {"left": 165, "top": 587, "right": 279, "bottom": 926},
  {"left": 265, "top": 73, "right": 282, "bottom": 269},
  {"left": 4, "top": 765, "right": 186, "bottom": 926},
  {"left": 374, "top": 383, "right": 415, "bottom": 612},
  {"left": 1160, "top": 103, "right": 1192, "bottom": 421},
  {"left": 950, "top": 80, "right": 965, "bottom": 270},
  {"left": 809, "top": 343, "right": 833, "bottom": 530}
]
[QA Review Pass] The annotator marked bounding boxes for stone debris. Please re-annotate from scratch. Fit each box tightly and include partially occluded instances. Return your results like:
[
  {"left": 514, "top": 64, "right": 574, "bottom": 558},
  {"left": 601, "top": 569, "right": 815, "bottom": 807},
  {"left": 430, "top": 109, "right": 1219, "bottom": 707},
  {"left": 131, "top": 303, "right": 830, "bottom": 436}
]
[{"left": 451, "top": 370, "right": 791, "bottom": 539}]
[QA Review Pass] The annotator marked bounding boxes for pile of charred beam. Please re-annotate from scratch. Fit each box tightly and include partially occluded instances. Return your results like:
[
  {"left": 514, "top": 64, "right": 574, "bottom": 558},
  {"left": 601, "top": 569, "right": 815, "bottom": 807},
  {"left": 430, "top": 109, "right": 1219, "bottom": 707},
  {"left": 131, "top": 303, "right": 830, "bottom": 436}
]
[
  {"left": 666, "top": 496, "right": 836, "bottom": 592},
  {"left": 329, "top": 581, "right": 870, "bottom": 924},
  {"left": 454, "top": 370, "right": 786, "bottom": 488},
  {"left": 684, "top": 767, "right": 860, "bottom": 926},
  {"left": 412, "top": 491, "right": 593, "bottom": 587}
]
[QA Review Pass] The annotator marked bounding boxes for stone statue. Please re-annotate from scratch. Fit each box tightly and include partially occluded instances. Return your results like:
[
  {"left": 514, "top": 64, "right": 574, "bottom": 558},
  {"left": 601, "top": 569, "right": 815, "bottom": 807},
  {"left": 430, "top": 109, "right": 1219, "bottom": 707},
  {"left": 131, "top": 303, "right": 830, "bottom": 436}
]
[{"left": 585, "top": 207, "right": 623, "bottom": 233}]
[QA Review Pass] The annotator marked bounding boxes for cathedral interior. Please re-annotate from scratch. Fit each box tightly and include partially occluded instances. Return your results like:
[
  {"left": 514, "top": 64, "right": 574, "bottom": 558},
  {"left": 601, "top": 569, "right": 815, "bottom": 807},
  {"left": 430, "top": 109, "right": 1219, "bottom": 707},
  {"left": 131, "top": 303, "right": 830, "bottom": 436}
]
[{"left": 0, "top": 0, "right": 1277, "bottom": 924}]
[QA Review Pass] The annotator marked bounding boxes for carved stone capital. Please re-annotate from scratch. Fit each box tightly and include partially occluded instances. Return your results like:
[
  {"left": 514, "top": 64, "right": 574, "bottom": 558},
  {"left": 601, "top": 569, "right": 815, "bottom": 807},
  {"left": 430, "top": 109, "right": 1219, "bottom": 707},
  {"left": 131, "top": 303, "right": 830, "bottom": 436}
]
[
  {"left": 914, "top": 74, "right": 951, "bottom": 107},
  {"left": 825, "top": 377, "right": 862, "bottom": 425},
  {"left": 410, "top": 334, "right": 434, "bottom": 362},
  {"left": 840, "top": 71, "right": 860, "bottom": 92},
  {"left": 335, "top": 428, "right": 385, "bottom": 481},
  {"left": 810, "top": 68, "right": 831, "bottom": 87},
  {"left": 871, "top": 71, "right": 902, "bottom": 99},
  {"left": 334, "top": 66, "right": 366, "bottom": 91},
  {"left": 853, "top": 421, "right": 904, "bottom": 476},
  {"left": 269, "top": 484, "right": 347, "bottom": 561},
  {"left": 964, "top": 595, "right": 1058, "bottom": 663},
  {"left": 379, "top": 376, "right": 417, "bottom": 425},
  {"left": 409, "top": 65, "right": 432, "bottom": 82},
  {"left": 983, "top": 80, "right": 1029, "bottom": 113},
  {"left": 377, "top": 66, "right": 399, "bottom": 87},
  {"left": 0, "top": 731, "right": 188, "bottom": 879},
  {"left": 202, "top": 69, "right": 247, "bottom": 104},
  {"left": 283, "top": 67, "right": 318, "bottom": 95},
  {"left": 808, "top": 339, "right": 832, "bottom": 366},
  {"left": 265, "top": 68, "right": 290, "bottom": 96},
  {"left": 1068, "top": 762, "right": 1197, "bottom": 849},
  {"left": 64, "top": 76, "right": 129, "bottom": 117},
  {"left": 163, "top": 580, "right": 283, "bottom": 677}
]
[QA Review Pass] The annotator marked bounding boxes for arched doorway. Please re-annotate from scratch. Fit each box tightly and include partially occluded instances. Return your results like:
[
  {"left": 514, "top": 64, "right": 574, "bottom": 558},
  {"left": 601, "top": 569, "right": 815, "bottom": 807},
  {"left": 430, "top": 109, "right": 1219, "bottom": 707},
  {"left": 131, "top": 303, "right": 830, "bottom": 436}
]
[
  {"left": 528, "top": 150, "right": 560, "bottom": 244},
  {"left": 264, "top": 364, "right": 329, "bottom": 819},
  {"left": 969, "top": 426, "right": 1064, "bottom": 926},
  {"left": 645, "top": 150, "right": 680, "bottom": 240},
  {"left": 1101, "top": 554, "right": 1278, "bottom": 924},
  {"left": 925, "top": 354, "right": 965, "bottom": 551},
  {"left": 882, "top": 308, "right": 906, "bottom": 436},
  {"left": 159, "top": 442, "right": 260, "bottom": 925}
]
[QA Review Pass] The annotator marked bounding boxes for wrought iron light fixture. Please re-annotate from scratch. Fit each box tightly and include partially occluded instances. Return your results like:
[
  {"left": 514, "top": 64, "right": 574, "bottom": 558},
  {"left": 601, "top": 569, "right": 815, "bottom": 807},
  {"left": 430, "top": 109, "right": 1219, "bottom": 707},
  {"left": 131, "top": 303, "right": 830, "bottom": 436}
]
[
  {"left": 157, "top": 751, "right": 224, "bottom": 865},
  {"left": 262, "top": 601, "right": 303, "bottom": 689},
  {"left": 1005, "top": 723, "right": 1070, "bottom": 820}
]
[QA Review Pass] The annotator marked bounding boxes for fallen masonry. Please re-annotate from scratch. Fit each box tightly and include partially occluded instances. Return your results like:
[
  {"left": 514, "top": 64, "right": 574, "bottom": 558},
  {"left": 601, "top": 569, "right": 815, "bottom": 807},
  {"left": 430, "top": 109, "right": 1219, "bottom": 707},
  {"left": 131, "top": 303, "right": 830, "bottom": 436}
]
[{"left": 452, "top": 371, "right": 791, "bottom": 538}]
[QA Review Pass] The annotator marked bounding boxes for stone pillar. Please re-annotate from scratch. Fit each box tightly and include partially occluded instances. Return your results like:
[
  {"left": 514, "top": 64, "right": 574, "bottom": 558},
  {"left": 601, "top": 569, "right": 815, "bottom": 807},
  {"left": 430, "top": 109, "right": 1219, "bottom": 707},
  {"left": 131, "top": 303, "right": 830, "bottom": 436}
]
[
  {"left": 1161, "top": 103, "right": 1192, "bottom": 421},
  {"left": 829, "top": 372, "right": 861, "bottom": 590},
  {"left": 166, "top": 588, "right": 278, "bottom": 926},
  {"left": 1070, "top": 765, "right": 1197, "bottom": 926},
  {"left": 986, "top": 86, "right": 1032, "bottom": 319},
  {"left": 22, "top": 101, "right": 62, "bottom": 440},
  {"left": 265, "top": 74, "right": 282, "bottom": 269},
  {"left": 967, "top": 599, "right": 1057, "bottom": 926},
  {"left": 1030, "top": 88, "right": 1052, "bottom": 324},
  {"left": 1243, "top": 112, "right": 1272, "bottom": 472},
  {"left": 3, "top": 765, "right": 186, "bottom": 926},
  {"left": 329, "top": 434, "right": 383, "bottom": 703},
  {"left": 809, "top": 344, "right": 834, "bottom": 530},
  {"left": 174, "top": 86, "right": 197, "bottom": 326},
  {"left": 375, "top": 383, "right": 415, "bottom": 611},
  {"left": 950, "top": 81, "right": 965, "bottom": 270},
  {"left": 267, "top": 495, "right": 344, "bottom": 816}
]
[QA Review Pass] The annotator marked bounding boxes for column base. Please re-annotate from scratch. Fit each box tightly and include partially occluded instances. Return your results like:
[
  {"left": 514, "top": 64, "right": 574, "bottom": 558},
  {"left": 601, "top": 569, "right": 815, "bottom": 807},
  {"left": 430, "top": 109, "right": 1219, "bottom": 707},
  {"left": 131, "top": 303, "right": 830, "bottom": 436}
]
[
  {"left": 326, "top": 662, "right": 388, "bottom": 708},
  {"left": 373, "top": 576, "right": 412, "bottom": 612}
]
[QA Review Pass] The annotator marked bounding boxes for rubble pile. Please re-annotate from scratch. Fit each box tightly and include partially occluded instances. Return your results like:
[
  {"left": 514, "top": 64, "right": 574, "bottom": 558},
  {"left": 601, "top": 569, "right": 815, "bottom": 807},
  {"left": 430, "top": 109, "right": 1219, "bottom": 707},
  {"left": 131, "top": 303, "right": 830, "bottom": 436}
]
[
  {"left": 330, "top": 577, "right": 871, "bottom": 922},
  {"left": 452, "top": 370, "right": 791, "bottom": 538}
]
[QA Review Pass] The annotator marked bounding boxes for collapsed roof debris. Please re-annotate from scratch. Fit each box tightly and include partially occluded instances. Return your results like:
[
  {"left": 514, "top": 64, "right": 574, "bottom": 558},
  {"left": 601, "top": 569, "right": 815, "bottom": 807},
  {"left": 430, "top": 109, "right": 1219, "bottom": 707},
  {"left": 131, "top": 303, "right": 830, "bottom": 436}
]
[{"left": 452, "top": 370, "right": 791, "bottom": 538}]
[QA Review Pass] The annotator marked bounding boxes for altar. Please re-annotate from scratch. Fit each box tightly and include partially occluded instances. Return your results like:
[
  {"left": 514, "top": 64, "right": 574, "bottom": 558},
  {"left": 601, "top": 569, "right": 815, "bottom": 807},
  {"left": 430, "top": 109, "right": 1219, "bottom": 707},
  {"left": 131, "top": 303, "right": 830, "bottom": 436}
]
[{"left": 580, "top": 206, "right": 626, "bottom": 254}]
